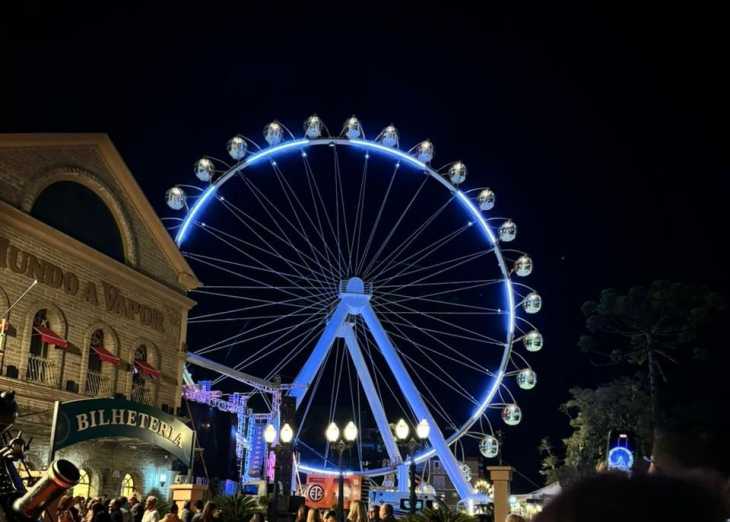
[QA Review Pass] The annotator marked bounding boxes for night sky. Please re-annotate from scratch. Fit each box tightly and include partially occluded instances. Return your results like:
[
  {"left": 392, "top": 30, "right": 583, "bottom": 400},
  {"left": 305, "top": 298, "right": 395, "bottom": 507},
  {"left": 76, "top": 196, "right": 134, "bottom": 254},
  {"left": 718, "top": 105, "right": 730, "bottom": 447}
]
[{"left": 3, "top": 2, "right": 728, "bottom": 492}]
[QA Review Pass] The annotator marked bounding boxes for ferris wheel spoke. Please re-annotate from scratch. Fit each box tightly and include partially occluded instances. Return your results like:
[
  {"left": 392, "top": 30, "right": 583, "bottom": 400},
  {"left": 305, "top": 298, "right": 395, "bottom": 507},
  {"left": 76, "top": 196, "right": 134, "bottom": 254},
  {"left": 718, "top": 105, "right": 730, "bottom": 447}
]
[
  {"left": 294, "top": 335, "right": 335, "bottom": 445},
  {"left": 241, "top": 175, "right": 337, "bottom": 289},
  {"left": 373, "top": 249, "right": 495, "bottom": 290},
  {"left": 350, "top": 156, "right": 369, "bottom": 278},
  {"left": 217, "top": 197, "right": 338, "bottom": 286},
  {"left": 395, "top": 340, "right": 464, "bottom": 433},
  {"left": 383, "top": 322, "right": 495, "bottom": 376},
  {"left": 197, "top": 312, "right": 325, "bottom": 355},
  {"left": 332, "top": 146, "right": 354, "bottom": 275},
  {"left": 377, "top": 298, "right": 505, "bottom": 344},
  {"left": 271, "top": 162, "right": 341, "bottom": 283},
  {"left": 264, "top": 315, "right": 329, "bottom": 380},
  {"left": 371, "top": 225, "right": 477, "bottom": 286},
  {"left": 189, "top": 291, "right": 330, "bottom": 321},
  {"left": 357, "top": 165, "right": 398, "bottom": 275},
  {"left": 202, "top": 210, "right": 338, "bottom": 287},
  {"left": 381, "top": 318, "right": 479, "bottom": 404},
  {"left": 380, "top": 279, "right": 502, "bottom": 304},
  {"left": 361, "top": 329, "right": 417, "bottom": 425},
  {"left": 368, "top": 197, "right": 454, "bottom": 283},
  {"left": 185, "top": 233, "right": 332, "bottom": 300},
  {"left": 362, "top": 174, "right": 431, "bottom": 279},
  {"left": 379, "top": 290, "right": 503, "bottom": 314},
  {"left": 302, "top": 156, "right": 349, "bottom": 276},
  {"left": 188, "top": 311, "right": 322, "bottom": 324}
]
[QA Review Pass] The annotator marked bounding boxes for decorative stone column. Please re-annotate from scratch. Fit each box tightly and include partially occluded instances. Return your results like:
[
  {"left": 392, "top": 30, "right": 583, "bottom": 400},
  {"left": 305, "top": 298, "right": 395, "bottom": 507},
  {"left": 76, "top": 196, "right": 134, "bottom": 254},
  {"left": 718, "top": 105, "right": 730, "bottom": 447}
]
[{"left": 488, "top": 466, "right": 514, "bottom": 522}]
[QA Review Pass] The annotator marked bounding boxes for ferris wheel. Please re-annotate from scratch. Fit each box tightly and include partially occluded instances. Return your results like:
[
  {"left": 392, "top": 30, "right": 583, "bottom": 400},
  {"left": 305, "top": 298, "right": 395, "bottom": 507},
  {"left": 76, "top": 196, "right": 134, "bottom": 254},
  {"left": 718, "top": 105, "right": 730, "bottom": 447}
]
[{"left": 165, "top": 115, "right": 543, "bottom": 501}]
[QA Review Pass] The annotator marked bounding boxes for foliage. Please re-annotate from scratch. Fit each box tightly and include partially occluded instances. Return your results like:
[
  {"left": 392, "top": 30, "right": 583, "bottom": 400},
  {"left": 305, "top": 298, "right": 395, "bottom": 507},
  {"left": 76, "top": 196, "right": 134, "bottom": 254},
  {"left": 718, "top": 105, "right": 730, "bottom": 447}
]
[
  {"left": 578, "top": 280, "right": 723, "bottom": 427},
  {"left": 212, "top": 494, "right": 264, "bottom": 522},
  {"left": 579, "top": 280, "right": 723, "bottom": 366},
  {"left": 538, "top": 374, "right": 653, "bottom": 485},
  {"left": 400, "top": 508, "right": 480, "bottom": 522}
]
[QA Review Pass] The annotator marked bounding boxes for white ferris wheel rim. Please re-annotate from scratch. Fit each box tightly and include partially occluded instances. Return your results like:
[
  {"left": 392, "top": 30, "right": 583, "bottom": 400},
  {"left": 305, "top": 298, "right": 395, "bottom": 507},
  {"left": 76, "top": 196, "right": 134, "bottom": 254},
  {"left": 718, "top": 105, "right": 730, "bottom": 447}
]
[{"left": 175, "top": 136, "right": 517, "bottom": 476}]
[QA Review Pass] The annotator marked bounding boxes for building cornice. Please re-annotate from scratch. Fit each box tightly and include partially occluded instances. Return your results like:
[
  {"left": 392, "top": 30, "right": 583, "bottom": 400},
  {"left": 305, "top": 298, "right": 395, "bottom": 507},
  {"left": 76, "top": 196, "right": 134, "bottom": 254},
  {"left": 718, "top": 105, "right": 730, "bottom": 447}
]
[
  {"left": 0, "top": 133, "right": 202, "bottom": 291},
  {"left": 0, "top": 202, "right": 196, "bottom": 310}
]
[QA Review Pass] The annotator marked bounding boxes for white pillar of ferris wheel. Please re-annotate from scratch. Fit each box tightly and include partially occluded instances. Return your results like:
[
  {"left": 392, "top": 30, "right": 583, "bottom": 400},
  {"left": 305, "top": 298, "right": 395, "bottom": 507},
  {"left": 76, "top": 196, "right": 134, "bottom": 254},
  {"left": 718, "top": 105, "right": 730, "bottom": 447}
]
[
  {"left": 289, "top": 301, "right": 351, "bottom": 408},
  {"left": 339, "top": 322, "right": 402, "bottom": 466},
  {"left": 360, "top": 303, "right": 475, "bottom": 501}
]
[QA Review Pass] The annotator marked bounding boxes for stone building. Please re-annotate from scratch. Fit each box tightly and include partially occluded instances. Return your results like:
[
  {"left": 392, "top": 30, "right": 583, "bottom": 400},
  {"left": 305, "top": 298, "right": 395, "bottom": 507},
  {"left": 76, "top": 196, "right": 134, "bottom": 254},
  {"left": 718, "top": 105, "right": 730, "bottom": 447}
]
[{"left": 0, "top": 134, "right": 200, "bottom": 499}]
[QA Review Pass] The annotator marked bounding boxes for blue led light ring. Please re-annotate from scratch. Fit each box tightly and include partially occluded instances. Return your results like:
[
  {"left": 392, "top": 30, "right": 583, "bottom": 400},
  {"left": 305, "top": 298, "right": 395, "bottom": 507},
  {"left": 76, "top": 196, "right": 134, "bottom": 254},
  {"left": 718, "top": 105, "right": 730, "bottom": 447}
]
[{"left": 175, "top": 137, "right": 518, "bottom": 476}]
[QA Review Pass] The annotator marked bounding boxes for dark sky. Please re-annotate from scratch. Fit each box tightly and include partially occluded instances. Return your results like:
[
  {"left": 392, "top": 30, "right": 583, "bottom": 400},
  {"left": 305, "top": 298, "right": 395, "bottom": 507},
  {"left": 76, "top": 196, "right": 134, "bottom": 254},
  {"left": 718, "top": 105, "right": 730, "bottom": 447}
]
[{"left": 3, "top": 2, "right": 728, "bottom": 491}]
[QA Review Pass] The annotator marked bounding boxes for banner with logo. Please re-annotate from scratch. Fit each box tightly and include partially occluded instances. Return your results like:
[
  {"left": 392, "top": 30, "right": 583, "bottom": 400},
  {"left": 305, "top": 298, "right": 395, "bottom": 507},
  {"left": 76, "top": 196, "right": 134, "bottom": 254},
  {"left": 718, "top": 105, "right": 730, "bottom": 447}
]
[{"left": 49, "top": 397, "right": 195, "bottom": 466}]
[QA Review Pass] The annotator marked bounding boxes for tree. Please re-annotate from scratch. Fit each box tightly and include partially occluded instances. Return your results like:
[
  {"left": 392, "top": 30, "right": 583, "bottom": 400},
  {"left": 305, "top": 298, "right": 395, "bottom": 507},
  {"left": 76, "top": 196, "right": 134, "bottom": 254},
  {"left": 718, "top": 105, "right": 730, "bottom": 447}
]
[
  {"left": 578, "top": 280, "right": 723, "bottom": 429},
  {"left": 538, "top": 374, "right": 653, "bottom": 485}
]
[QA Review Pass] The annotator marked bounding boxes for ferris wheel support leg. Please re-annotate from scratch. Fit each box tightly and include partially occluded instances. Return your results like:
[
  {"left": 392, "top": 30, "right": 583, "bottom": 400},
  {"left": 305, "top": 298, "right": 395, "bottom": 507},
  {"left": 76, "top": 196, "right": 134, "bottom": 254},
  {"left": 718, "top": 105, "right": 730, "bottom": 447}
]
[
  {"left": 361, "top": 304, "right": 474, "bottom": 501},
  {"left": 289, "top": 300, "right": 350, "bottom": 409},
  {"left": 341, "top": 323, "right": 402, "bottom": 466}
]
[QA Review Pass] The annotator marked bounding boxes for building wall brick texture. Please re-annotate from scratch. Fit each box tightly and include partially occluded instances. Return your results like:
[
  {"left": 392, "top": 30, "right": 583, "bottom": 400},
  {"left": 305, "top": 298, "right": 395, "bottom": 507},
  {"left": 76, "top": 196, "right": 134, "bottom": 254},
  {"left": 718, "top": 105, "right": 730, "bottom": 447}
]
[{"left": 0, "top": 139, "right": 194, "bottom": 495}]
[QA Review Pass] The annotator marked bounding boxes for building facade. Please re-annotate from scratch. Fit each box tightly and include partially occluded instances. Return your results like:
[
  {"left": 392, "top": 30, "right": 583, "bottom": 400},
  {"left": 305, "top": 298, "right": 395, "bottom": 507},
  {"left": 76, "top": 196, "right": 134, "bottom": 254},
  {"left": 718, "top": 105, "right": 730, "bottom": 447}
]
[{"left": 0, "top": 134, "right": 200, "bottom": 499}]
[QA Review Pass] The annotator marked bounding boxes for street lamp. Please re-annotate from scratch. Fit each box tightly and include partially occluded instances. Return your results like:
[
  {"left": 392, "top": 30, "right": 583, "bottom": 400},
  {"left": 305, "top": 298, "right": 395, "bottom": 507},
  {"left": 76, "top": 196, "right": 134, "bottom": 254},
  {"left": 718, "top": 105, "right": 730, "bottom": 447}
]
[
  {"left": 327, "top": 421, "right": 357, "bottom": 522},
  {"left": 264, "top": 423, "right": 295, "bottom": 522},
  {"left": 395, "top": 418, "right": 430, "bottom": 515}
]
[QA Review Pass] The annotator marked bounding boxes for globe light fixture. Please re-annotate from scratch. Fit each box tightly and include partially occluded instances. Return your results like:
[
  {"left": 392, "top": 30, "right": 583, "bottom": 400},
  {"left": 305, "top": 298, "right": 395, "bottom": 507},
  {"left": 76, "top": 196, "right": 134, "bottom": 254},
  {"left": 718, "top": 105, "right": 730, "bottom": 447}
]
[
  {"left": 264, "top": 423, "right": 277, "bottom": 444},
  {"left": 344, "top": 421, "right": 358, "bottom": 442},
  {"left": 395, "top": 419, "right": 410, "bottom": 441},
  {"left": 280, "top": 423, "right": 294, "bottom": 444},
  {"left": 326, "top": 422, "right": 340, "bottom": 443},
  {"left": 416, "top": 418, "right": 430, "bottom": 440}
]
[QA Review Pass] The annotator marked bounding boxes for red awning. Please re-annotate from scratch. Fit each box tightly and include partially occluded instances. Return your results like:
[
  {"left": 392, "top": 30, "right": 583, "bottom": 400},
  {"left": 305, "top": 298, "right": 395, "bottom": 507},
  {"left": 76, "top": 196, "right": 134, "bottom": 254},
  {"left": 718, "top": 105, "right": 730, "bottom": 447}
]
[
  {"left": 134, "top": 359, "right": 161, "bottom": 380},
  {"left": 91, "top": 346, "right": 120, "bottom": 366},
  {"left": 33, "top": 326, "right": 67, "bottom": 349}
]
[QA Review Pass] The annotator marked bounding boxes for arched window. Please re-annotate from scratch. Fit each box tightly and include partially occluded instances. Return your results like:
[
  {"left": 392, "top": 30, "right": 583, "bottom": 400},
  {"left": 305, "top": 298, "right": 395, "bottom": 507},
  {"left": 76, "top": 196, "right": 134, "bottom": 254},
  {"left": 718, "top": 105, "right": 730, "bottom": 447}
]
[
  {"left": 29, "top": 309, "right": 50, "bottom": 358},
  {"left": 27, "top": 309, "right": 52, "bottom": 385},
  {"left": 133, "top": 345, "right": 147, "bottom": 386},
  {"left": 121, "top": 473, "right": 135, "bottom": 498},
  {"left": 73, "top": 469, "right": 91, "bottom": 499},
  {"left": 31, "top": 181, "right": 124, "bottom": 262},
  {"left": 88, "top": 330, "right": 104, "bottom": 373}
]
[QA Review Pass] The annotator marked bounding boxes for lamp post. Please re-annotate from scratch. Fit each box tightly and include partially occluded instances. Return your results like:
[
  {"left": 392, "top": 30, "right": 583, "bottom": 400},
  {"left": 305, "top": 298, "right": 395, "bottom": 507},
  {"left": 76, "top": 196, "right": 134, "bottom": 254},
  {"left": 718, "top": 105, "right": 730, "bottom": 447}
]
[
  {"left": 264, "top": 422, "right": 295, "bottom": 522},
  {"left": 326, "top": 421, "right": 357, "bottom": 522},
  {"left": 395, "top": 418, "right": 430, "bottom": 515}
]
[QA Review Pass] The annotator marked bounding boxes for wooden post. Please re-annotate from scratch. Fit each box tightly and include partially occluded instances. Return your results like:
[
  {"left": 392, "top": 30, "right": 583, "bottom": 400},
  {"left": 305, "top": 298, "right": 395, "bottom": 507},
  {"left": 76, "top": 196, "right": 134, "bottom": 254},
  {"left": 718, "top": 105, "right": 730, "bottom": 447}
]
[{"left": 488, "top": 466, "right": 514, "bottom": 522}]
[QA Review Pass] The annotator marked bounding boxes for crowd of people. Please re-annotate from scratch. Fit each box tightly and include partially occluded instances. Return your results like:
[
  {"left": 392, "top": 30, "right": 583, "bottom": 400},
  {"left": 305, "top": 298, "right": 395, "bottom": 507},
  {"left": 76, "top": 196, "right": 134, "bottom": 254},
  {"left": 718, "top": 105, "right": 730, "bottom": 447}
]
[
  {"left": 55, "top": 494, "right": 224, "bottom": 522},
  {"left": 292, "top": 501, "right": 440, "bottom": 522}
]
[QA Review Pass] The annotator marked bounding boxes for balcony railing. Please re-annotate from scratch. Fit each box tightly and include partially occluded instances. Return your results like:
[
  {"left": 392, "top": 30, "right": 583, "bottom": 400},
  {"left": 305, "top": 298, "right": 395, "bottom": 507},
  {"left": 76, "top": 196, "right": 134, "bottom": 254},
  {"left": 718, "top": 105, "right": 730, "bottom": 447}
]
[
  {"left": 25, "top": 354, "right": 58, "bottom": 388},
  {"left": 85, "top": 369, "right": 112, "bottom": 398},
  {"left": 131, "top": 381, "right": 153, "bottom": 405}
]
